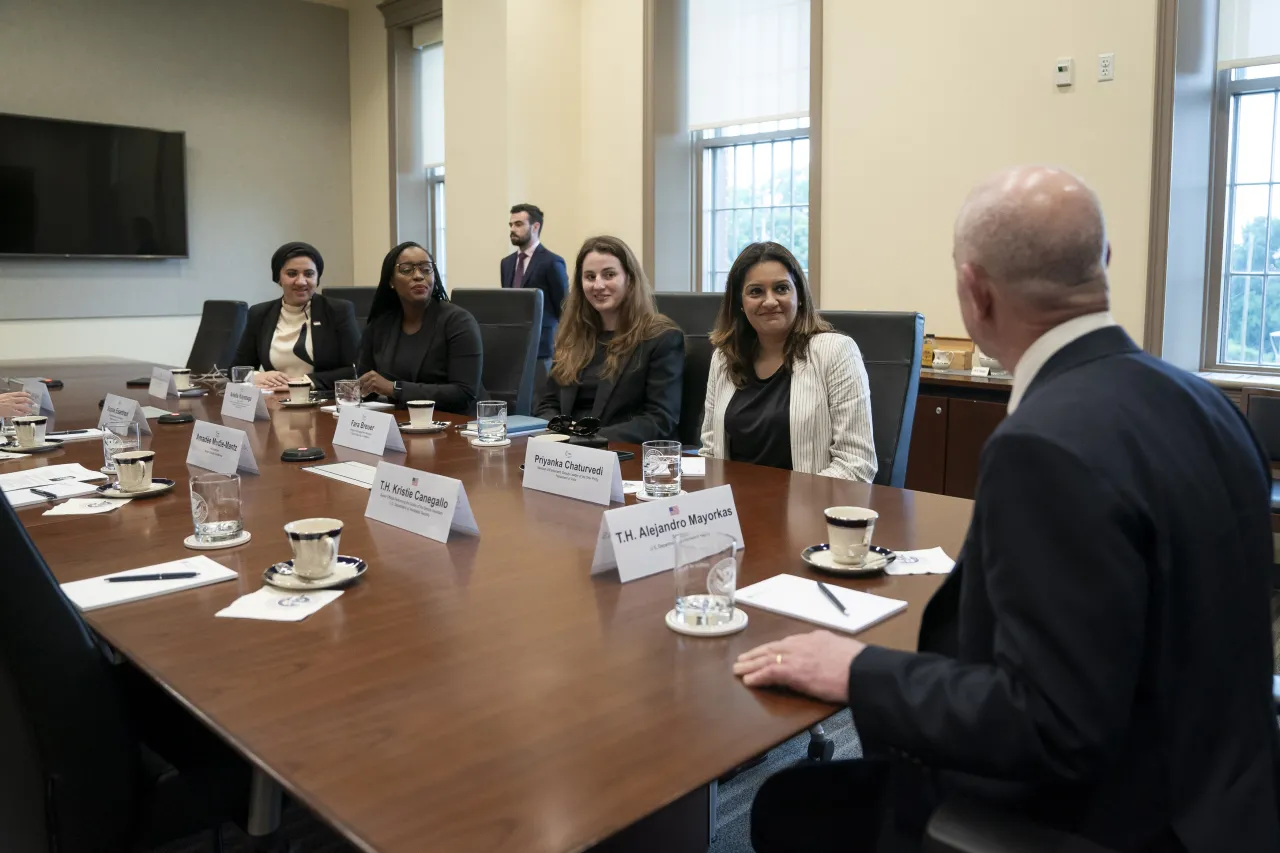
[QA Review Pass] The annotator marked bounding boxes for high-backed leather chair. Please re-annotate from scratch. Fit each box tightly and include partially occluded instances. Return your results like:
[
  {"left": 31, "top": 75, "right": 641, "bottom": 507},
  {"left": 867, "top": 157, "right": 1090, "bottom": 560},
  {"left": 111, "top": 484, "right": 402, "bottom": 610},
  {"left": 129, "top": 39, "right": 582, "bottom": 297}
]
[
  {"left": 185, "top": 300, "right": 249, "bottom": 375},
  {"left": 323, "top": 286, "right": 376, "bottom": 327},
  {"left": 655, "top": 292, "right": 722, "bottom": 336},
  {"left": 450, "top": 288, "right": 544, "bottom": 416}
]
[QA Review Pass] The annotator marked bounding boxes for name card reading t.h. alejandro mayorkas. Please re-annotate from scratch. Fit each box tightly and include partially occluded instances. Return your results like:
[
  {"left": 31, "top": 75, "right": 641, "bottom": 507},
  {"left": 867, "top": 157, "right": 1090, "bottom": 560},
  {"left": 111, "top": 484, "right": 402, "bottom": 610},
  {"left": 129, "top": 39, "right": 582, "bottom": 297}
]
[
  {"left": 591, "top": 484, "right": 743, "bottom": 583},
  {"left": 186, "top": 421, "right": 259, "bottom": 475}
]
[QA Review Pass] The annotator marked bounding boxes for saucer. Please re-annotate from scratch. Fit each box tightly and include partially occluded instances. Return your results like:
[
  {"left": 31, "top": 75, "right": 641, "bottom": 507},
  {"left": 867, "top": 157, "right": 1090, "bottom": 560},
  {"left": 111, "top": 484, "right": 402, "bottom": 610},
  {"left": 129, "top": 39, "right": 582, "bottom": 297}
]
[
  {"left": 184, "top": 530, "right": 252, "bottom": 551},
  {"left": 400, "top": 421, "right": 449, "bottom": 434},
  {"left": 636, "top": 488, "right": 688, "bottom": 502},
  {"left": 3, "top": 439, "right": 64, "bottom": 454},
  {"left": 95, "top": 478, "right": 177, "bottom": 499},
  {"left": 800, "top": 544, "right": 896, "bottom": 576},
  {"left": 263, "top": 555, "right": 367, "bottom": 591},
  {"left": 279, "top": 399, "right": 321, "bottom": 409},
  {"left": 471, "top": 437, "right": 511, "bottom": 448},
  {"left": 665, "top": 607, "right": 749, "bottom": 637}
]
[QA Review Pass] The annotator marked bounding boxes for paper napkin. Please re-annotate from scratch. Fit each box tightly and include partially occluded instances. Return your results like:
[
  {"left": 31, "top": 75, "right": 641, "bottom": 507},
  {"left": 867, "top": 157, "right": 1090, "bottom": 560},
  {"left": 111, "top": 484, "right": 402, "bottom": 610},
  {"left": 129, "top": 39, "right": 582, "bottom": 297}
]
[
  {"left": 44, "top": 497, "right": 130, "bottom": 515},
  {"left": 216, "top": 587, "right": 344, "bottom": 622},
  {"left": 885, "top": 546, "right": 955, "bottom": 576}
]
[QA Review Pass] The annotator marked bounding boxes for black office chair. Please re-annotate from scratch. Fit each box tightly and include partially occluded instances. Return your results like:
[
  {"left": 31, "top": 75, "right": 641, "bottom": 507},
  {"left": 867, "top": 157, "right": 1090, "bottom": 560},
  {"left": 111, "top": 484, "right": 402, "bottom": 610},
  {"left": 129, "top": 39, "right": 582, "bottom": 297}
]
[
  {"left": 323, "top": 286, "right": 376, "bottom": 327},
  {"left": 655, "top": 292, "right": 723, "bottom": 335},
  {"left": 186, "top": 300, "right": 250, "bottom": 375},
  {"left": 820, "top": 311, "right": 925, "bottom": 488},
  {"left": 450, "top": 288, "right": 544, "bottom": 416},
  {"left": 678, "top": 334, "right": 714, "bottom": 448},
  {"left": 1240, "top": 387, "right": 1280, "bottom": 590},
  {"left": 924, "top": 799, "right": 1120, "bottom": 853},
  {"left": 0, "top": 492, "right": 250, "bottom": 852}
]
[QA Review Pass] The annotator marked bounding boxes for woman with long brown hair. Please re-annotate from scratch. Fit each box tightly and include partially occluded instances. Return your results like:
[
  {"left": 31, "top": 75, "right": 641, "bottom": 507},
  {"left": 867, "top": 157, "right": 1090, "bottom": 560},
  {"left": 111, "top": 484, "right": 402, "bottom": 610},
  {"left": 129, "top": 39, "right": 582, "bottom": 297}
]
[
  {"left": 699, "top": 241, "right": 876, "bottom": 481},
  {"left": 534, "top": 235, "right": 684, "bottom": 443}
]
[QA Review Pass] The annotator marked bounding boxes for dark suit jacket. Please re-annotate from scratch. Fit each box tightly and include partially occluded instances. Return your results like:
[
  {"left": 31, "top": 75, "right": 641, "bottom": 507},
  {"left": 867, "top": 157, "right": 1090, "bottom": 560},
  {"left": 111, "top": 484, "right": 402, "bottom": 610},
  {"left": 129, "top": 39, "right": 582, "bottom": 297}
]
[
  {"left": 845, "top": 327, "right": 1280, "bottom": 852},
  {"left": 534, "top": 328, "right": 684, "bottom": 444},
  {"left": 231, "top": 293, "right": 359, "bottom": 390},
  {"left": 501, "top": 243, "right": 567, "bottom": 360},
  {"left": 356, "top": 300, "right": 482, "bottom": 415}
]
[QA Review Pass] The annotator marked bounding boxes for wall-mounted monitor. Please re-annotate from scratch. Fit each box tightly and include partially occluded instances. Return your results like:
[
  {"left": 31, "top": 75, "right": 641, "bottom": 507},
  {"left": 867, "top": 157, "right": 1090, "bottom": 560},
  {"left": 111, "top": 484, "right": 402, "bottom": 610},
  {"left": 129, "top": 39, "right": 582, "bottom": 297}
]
[{"left": 0, "top": 113, "right": 188, "bottom": 258}]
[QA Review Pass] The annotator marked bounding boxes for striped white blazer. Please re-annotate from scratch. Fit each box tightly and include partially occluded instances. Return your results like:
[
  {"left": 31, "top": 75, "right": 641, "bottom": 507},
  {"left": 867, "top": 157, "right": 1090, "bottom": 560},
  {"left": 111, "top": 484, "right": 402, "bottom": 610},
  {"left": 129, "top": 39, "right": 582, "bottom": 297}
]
[{"left": 698, "top": 332, "right": 878, "bottom": 482}]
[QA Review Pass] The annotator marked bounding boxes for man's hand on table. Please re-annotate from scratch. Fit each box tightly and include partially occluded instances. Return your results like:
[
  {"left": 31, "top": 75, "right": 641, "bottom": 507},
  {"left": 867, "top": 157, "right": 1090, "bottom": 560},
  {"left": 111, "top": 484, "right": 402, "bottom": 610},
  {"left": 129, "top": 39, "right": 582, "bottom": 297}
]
[{"left": 734, "top": 630, "right": 866, "bottom": 704}]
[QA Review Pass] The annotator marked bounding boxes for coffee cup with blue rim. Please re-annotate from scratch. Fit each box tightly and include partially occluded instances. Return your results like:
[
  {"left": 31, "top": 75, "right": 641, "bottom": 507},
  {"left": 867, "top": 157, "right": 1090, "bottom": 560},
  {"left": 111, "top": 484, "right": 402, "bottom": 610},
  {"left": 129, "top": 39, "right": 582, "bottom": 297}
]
[
  {"left": 284, "top": 517, "right": 343, "bottom": 579},
  {"left": 823, "top": 506, "right": 878, "bottom": 566}
]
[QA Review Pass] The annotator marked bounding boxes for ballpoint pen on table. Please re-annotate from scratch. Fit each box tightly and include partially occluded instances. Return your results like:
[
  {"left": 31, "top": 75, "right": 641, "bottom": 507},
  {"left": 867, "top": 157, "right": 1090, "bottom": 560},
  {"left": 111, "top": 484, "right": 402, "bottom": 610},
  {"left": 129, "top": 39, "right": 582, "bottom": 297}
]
[
  {"left": 107, "top": 572, "right": 198, "bottom": 583},
  {"left": 816, "top": 581, "right": 849, "bottom": 617}
]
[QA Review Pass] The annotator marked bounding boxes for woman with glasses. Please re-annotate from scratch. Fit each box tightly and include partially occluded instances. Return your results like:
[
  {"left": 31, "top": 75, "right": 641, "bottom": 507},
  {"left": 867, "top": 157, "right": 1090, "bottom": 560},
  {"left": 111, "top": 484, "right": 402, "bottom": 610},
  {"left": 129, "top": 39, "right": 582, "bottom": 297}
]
[
  {"left": 534, "top": 235, "right": 684, "bottom": 443},
  {"left": 355, "top": 242, "right": 482, "bottom": 414},
  {"left": 699, "top": 241, "right": 877, "bottom": 481},
  {"left": 232, "top": 241, "right": 361, "bottom": 391}
]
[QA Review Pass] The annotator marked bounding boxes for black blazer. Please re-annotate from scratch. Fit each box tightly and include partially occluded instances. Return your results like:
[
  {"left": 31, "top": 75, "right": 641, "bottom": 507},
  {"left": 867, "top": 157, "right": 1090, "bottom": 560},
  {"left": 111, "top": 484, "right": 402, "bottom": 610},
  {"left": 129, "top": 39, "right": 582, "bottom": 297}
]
[
  {"left": 357, "top": 300, "right": 482, "bottom": 415},
  {"left": 232, "top": 293, "right": 359, "bottom": 390},
  {"left": 845, "top": 327, "right": 1280, "bottom": 852},
  {"left": 534, "top": 328, "right": 684, "bottom": 444},
  {"left": 501, "top": 243, "right": 568, "bottom": 360}
]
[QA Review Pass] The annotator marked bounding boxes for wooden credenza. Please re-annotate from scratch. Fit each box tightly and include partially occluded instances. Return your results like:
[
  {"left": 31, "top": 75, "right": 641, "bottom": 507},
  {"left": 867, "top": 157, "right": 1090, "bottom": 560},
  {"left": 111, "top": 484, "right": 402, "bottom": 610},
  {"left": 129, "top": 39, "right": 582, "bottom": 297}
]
[{"left": 905, "top": 370, "right": 1012, "bottom": 499}]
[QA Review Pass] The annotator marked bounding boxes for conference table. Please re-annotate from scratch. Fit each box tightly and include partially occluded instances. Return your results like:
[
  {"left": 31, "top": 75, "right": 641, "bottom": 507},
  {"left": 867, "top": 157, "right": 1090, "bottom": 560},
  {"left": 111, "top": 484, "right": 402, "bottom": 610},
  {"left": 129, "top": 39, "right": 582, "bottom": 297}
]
[{"left": 3, "top": 358, "right": 972, "bottom": 853}]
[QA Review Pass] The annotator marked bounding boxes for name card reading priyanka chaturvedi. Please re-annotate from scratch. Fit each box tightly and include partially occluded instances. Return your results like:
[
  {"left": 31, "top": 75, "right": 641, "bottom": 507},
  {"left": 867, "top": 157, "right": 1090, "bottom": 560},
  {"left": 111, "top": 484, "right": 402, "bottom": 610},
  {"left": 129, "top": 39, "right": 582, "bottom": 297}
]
[
  {"left": 186, "top": 421, "right": 259, "bottom": 475},
  {"left": 590, "top": 484, "right": 744, "bottom": 583},
  {"left": 365, "top": 461, "right": 479, "bottom": 543},
  {"left": 333, "top": 407, "right": 406, "bottom": 455},
  {"left": 521, "top": 441, "right": 623, "bottom": 506},
  {"left": 97, "top": 394, "right": 153, "bottom": 436},
  {"left": 220, "top": 383, "right": 269, "bottom": 423}
]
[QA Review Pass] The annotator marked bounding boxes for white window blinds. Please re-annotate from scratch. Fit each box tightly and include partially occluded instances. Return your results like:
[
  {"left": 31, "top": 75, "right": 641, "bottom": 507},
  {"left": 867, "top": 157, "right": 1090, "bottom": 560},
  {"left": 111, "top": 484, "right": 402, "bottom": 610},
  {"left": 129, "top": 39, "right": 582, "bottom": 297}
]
[
  {"left": 687, "top": 0, "right": 810, "bottom": 131},
  {"left": 1220, "top": 0, "right": 1280, "bottom": 68},
  {"left": 417, "top": 25, "right": 444, "bottom": 168}
]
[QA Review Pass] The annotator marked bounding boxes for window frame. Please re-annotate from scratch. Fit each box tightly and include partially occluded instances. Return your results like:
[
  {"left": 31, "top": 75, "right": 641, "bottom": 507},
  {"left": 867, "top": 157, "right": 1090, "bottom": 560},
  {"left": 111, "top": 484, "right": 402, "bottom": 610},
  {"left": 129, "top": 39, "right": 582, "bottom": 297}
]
[
  {"left": 1204, "top": 66, "right": 1280, "bottom": 372},
  {"left": 424, "top": 166, "right": 445, "bottom": 276},
  {"left": 693, "top": 124, "right": 811, "bottom": 294}
]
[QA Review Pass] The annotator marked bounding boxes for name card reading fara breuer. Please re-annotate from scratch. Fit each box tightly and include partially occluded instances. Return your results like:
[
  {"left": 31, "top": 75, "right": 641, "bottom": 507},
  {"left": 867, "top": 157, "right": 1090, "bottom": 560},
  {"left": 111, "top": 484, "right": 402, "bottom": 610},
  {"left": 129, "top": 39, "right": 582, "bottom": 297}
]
[{"left": 333, "top": 407, "right": 406, "bottom": 455}]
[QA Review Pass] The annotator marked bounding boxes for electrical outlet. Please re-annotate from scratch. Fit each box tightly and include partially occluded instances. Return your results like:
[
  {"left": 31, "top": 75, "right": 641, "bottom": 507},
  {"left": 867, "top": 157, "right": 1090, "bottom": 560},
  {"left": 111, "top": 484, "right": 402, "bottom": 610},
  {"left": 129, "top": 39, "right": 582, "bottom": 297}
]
[{"left": 1098, "top": 52, "right": 1115, "bottom": 81}]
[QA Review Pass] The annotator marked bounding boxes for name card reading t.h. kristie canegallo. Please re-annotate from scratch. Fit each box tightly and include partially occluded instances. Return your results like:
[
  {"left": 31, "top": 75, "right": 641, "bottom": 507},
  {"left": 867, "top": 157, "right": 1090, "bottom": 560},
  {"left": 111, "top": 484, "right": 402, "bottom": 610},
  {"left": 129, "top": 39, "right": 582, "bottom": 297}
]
[
  {"left": 365, "top": 461, "right": 479, "bottom": 543},
  {"left": 186, "top": 421, "right": 259, "bottom": 475},
  {"left": 333, "top": 407, "right": 406, "bottom": 456},
  {"left": 591, "top": 484, "right": 744, "bottom": 582},
  {"left": 97, "top": 394, "right": 153, "bottom": 435},
  {"left": 522, "top": 441, "right": 623, "bottom": 506},
  {"left": 220, "top": 383, "right": 269, "bottom": 423}
]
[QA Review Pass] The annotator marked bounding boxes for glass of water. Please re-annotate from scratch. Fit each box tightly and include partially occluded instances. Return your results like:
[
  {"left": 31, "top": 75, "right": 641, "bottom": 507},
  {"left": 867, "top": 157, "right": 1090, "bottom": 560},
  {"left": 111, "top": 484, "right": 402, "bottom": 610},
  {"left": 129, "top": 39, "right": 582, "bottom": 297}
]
[
  {"left": 102, "top": 420, "right": 141, "bottom": 483},
  {"left": 190, "top": 473, "right": 243, "bottom": 543},
  {"left": 475, "top": 400, "right": 507, "bottom": 444},
  {"left": 335, "top": 379, "right": 362, "bottom": 414},
  {"left": 642, "top": 440, "right": 682, "bottom": 498},
  {"left": 231, "top": 365, "right": 253, "bottom": 385},
  {"left": 673, "top": 531, "right": 738, "bottom": 628}
]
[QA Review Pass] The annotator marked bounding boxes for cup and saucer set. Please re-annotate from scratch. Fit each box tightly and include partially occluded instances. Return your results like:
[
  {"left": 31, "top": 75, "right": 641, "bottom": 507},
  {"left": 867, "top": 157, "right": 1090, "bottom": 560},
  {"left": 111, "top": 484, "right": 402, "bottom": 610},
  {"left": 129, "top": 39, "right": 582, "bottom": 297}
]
[
  {"left": 3, "top": 416, "right": 65, "bottom": 454},
  {"left": 278, "top": 378, "right": 322, "bottom": 408},
  {"left": 96, "top": 450, "right": 176, "bottom": 498},
  {"left": 800, "top": 506, "right": 897, "bottom": 576},
  {"left": 398, "top": 399, "right": 448, "bottom": 433},
  {"left": 263, "top": 518, "right": 367, "bottom": 591}
]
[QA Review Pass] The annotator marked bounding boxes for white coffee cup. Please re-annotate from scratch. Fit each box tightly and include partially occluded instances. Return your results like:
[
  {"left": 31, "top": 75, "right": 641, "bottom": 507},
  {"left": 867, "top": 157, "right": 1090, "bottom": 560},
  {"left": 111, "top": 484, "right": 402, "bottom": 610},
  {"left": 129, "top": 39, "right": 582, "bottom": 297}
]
[
  {"left": 932, "top": 351, "right": 954, "bottom": 370},
  {"left": 287, "top": 379, "right": 312, "bottom": 404},
  {"left": 12, "top": 415, "right": 47, "bottom": 448},
  {"left": 824, "top": 506, "right": 878, "bottom": 566},
  {"left": 284, "top": 517, "right": 343, "bottom": 579},
  {"left": 113, "top": 450, "right": 155, "bottom": 492},
  {"left": 406, "top": 399, "right": 436, "bottom": 427},
  {"left": 171, "top": 368, "right": 192, "bottom": 391}
]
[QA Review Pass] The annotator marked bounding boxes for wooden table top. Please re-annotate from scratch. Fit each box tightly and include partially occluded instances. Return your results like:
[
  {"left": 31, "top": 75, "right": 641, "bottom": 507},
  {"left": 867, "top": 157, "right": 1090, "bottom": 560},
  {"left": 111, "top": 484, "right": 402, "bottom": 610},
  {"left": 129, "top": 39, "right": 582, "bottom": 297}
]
[
  {"left": 5, "top": 359, "right": 972, "bottom": 853},
  {"left": 919, "top": 367, "right": 1014, "bottom": 391}
]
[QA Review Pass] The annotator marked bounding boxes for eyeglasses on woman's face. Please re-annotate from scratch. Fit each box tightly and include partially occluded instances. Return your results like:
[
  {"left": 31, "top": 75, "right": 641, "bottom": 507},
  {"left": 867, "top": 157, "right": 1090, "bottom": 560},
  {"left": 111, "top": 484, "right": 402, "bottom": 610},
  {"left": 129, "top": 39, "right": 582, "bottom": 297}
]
[{"left": 396, "top": 262, "right": 435, "bottom": 276}]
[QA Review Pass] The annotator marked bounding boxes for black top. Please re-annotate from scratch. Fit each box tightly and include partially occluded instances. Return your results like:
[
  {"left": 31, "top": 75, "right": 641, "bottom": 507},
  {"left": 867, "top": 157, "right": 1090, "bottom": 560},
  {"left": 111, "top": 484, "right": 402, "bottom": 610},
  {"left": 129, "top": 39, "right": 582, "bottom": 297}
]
[
  {"left": 357, "top": 300, "right": 483, "bottom": 415},
  {"left": 231, "top": 293, "right": 360, "bottom": 390},
  {"left": 387, "top": 324, "right": 432, "bottom": 384},
  {"left": 570, "top": 332, "right": 613, "bottom": 420},
  {"left": 724, "top": 367, "right": 793, "bottom": 470}
]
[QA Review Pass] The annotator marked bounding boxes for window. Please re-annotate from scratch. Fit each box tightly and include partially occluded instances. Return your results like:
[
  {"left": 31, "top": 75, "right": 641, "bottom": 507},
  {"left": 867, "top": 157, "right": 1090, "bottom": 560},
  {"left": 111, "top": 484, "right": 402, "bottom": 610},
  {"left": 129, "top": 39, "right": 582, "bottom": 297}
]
[
  {"left": 418, "top": 28, "right": 445, "bottom": 274},
  {"left": 697, "top": 120, "right": 809, "bottom": 292},
  {"left": 426, "top": 166, "right": 446, "bottom": 277}
]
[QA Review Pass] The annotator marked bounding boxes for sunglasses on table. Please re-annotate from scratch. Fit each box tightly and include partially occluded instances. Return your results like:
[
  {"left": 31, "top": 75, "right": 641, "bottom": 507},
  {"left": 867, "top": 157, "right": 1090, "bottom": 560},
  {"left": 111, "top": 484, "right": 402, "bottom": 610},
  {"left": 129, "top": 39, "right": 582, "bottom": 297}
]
[
  {"left": 547, "top": 416, "right": 601, "bottom": 437},
  {"left": 396, "top": 262, "right": 436, "bottom": 276}
]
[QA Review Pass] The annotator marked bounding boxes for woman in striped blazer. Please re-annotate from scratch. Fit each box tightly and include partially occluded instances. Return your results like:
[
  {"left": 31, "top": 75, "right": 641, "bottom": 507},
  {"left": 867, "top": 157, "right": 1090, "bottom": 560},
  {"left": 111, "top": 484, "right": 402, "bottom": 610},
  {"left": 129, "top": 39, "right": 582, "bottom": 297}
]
[{"left": 698, "top": 242, "right": 877, "bottom": 482}]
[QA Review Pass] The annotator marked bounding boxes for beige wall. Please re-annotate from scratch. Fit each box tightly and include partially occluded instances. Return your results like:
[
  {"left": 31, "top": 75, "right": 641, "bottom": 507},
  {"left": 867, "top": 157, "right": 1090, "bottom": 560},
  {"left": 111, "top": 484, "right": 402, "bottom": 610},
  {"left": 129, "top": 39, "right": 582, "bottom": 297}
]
[
  {"left": 348, "top": 0, "right": 391, "bottom": 283},
  {"left": 821, "top": 0, "right": 1158, "bottom": 342}
]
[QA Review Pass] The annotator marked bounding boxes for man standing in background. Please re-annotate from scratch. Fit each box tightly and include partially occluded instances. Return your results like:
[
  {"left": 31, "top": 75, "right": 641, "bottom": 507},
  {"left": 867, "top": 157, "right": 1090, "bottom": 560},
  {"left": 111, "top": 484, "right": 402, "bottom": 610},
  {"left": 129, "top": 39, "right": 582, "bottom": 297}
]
[{"left": 502, "top": 204, "right": 568, "bottom": 369}]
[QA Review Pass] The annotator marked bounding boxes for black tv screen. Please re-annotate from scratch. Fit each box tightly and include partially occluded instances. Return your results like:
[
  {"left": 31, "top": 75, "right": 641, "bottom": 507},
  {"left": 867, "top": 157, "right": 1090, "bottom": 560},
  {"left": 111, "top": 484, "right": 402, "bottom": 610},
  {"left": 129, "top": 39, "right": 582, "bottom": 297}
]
[{"left": 0, "top": 113, "right": 188, "bottom": 258}]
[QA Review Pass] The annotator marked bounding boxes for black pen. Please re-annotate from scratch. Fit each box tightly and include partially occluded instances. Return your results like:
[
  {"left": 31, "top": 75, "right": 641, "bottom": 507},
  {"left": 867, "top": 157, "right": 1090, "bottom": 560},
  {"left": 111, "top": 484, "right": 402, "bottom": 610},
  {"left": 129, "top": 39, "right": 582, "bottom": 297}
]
[
  {"left": 816, "top": 581, "right": 849, "bottom": 617},
  {"left": 30, "top": 488, "right": 58, "bottom": 500},
  {"left": 47, "top": 429, "right": 90, "bottom": 436},
  {"left": 107, "top": 572, "right": 199, "bottom": 583}
]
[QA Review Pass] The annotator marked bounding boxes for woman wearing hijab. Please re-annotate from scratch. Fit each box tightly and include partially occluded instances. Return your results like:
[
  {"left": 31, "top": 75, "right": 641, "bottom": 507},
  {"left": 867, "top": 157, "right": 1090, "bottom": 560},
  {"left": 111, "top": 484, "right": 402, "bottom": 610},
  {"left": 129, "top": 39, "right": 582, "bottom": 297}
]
[
  {"left": 232, "top": 241, "right": 361, "bottom": 390},
  {"left": 355, "top": 242, "right": 482, "bottom": 414}
]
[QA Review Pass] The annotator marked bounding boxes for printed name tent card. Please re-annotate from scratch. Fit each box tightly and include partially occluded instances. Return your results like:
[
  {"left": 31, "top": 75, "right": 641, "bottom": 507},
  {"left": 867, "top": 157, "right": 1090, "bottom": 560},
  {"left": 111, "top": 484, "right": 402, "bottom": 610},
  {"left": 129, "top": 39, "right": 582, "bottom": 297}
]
[
  {"left": 365, "top": 461, "right": 479, "bottom": 543},
  {"left": 591, "top": 484, "right": 744, "bottom": 583},
  {"left": 522, "top": 441, "right": 623, "bottom": 506},
  {"left": 19, "top": 378, "right": 54, "bottom": 413},
  {"left": 186, "top": 421, "right": 259, "bottom": 475},
  {"left": 148, "top": 366, "right": 178, "bottom": 399},
  {"left": 333, "top": 407, "right": 406, "bottom": 455},
  {"left": 97, "top": 394, "right": 153, "bottom": 436},
  {"left": 220, "top": 383, "right": 269, "bottom": 423}
]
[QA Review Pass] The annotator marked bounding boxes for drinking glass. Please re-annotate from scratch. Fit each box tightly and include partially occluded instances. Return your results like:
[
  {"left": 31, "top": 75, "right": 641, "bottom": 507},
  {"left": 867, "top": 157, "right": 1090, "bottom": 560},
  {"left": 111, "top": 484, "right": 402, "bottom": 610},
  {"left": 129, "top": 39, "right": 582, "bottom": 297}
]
[
  {"left": 673, "top": 531, "right": 738, "bottom": 628},
  {"left": 102, "top": 420, "right": 142, "bottom": 483},
  {"left": 641, "top": 440, "right": 682, "bottom": 498},
  {"left": 190, "top": 473, "right": 243, "bottom": 543},
  {"left": 231, "top": 365, "right": 253, "bottom": 385},
  {"left": 475, "top": 400, "right": 507, "bottom": 444},
  {"left": 335, "top": 379, "right": 362, "bottom": 414}
]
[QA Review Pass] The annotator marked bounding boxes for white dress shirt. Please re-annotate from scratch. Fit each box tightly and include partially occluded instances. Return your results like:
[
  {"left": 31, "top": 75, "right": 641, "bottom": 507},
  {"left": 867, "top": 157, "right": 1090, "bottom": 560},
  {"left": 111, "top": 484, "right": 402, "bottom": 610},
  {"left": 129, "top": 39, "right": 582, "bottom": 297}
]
[{"left": 1007, "top": 311, "right": 1116, "bottom": 414}]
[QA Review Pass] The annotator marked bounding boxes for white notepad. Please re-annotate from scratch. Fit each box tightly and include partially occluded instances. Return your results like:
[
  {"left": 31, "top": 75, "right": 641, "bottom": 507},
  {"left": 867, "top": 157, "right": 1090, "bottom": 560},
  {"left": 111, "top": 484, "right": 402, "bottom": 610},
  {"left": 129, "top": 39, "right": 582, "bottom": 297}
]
[
  {"left": 302, "top": 460, "right": 378, "bottom": 489},
  {"left": 320, "top": 401, "right": 394, "bottom": 414},
  {"left": 736, "top": 573, "right": 908, "bottom": 635},
  {"left": 60, "top": 556, "right": 238, "bottom": 612}
]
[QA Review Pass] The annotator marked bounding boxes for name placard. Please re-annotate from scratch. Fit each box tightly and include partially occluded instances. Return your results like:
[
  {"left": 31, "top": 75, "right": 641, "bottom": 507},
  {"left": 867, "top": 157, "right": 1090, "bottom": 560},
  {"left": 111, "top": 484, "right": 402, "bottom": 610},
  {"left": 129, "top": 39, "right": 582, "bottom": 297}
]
[
  {"left": 365, "top": 461, "right": 479, "bottom": 543},
  {"left": 148, "top": 366, "right": 177, "bottom": 399},
  {"left": 333, "top": 407, "right": 406, "bottom": 455},
  {"left": 186, "top": 421, "right": 259, "bottom": 475},
  {"left": 97, "top": 394, "right": 153, "bottom": 436},
  {"left": 220, "top": 383, "right": 269, "bottom": 423},
  {"left": 522, "top": 442, "right": 623, "bottom": 506},
  {"left": 590, "top": 484, "right": 744, "bottom": 583}
]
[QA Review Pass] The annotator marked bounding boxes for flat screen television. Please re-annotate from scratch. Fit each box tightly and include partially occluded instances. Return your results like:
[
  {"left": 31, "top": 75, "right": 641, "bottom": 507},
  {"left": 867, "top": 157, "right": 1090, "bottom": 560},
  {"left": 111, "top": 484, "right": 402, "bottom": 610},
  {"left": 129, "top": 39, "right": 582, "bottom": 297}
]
[{"left": 0, "top": 113, "right": 188, "bottom": 258}]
